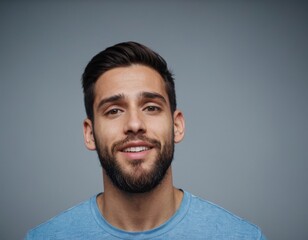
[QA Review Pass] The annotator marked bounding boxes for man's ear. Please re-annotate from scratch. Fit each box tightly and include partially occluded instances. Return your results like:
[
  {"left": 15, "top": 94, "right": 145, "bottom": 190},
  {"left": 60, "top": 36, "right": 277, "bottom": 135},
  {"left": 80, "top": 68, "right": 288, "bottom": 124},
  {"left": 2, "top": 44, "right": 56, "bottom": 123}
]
[
  {"left": 173, "top": 110, "right": 185, "bottom": 143},
  {"left": 83, "top": 118, "right": 96, "bottom": 150}
]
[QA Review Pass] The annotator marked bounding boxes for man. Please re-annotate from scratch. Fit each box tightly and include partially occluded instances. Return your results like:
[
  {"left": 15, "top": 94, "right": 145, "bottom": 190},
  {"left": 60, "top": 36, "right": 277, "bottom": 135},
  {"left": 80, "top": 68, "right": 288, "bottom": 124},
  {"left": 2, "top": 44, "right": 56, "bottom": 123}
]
[{"left": 26, "top": 42, "right": 266, "bottom": 239}]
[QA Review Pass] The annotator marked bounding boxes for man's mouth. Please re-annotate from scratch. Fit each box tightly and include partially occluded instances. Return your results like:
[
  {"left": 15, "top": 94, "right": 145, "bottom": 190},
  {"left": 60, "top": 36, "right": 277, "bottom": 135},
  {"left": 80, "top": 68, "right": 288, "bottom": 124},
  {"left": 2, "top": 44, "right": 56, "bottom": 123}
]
[
  {"left": 122, "top": 146, "right": 151, "bottom": 153},
  {"left": 113, "top": 137, "right": 160, "bottom": 156}
]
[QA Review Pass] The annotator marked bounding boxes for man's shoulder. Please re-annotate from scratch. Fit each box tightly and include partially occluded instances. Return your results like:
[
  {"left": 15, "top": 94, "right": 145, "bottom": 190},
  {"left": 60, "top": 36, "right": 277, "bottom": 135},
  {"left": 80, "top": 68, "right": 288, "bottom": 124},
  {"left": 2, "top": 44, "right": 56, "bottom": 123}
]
[
  {"left": 25, "top": 196, "right": 98, "bottom": 239},
  {"left": 183, "top": 192, "right": 266, "bottom": 239},
  {"left": 188, "top": 192, "right": 254, "bottom": 223}
]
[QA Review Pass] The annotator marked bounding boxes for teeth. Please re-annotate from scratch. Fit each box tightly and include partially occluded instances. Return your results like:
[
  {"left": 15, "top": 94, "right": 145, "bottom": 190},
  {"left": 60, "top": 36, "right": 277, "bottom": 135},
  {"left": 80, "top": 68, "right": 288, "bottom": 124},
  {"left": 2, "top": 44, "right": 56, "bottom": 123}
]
[{"left": 123, "top": 146, "right": 150, "bottom": 152}]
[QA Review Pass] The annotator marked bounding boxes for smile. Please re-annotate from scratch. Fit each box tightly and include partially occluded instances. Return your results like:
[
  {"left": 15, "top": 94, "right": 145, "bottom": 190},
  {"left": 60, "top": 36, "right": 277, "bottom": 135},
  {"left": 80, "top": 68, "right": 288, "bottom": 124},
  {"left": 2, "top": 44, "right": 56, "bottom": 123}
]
[{"left": 122, "top": 146, "right": 151, "bottom": 153}]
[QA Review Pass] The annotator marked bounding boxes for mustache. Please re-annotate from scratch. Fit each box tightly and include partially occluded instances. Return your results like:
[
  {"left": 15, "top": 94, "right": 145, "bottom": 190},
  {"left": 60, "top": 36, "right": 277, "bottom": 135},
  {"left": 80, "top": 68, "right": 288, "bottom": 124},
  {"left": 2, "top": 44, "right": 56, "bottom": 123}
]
[{"left": 112, "top": 135, "right": 161, "bottom": 153}]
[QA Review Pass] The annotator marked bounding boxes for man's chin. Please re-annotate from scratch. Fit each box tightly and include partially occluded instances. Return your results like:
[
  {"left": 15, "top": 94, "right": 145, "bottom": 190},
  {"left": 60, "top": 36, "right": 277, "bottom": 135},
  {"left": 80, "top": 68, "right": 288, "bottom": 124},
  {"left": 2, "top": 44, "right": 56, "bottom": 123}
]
[{"left": 112, "top": 167, "right": 164, "bottom": 193}]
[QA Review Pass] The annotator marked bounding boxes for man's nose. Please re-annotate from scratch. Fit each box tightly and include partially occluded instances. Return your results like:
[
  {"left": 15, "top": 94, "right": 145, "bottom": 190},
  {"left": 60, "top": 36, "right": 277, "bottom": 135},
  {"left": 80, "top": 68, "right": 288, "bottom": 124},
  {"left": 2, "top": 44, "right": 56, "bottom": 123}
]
[{"left": 123, "top": 109, "right": 146, "bottom": 134}]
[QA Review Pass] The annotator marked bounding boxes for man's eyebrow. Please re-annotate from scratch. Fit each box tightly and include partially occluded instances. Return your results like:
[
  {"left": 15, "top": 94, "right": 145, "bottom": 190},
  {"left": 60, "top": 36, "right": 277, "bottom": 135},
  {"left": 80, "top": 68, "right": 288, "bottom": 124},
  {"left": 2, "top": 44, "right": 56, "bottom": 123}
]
[
  {"left": 97, "top": 94, "right": 125, "bottom": 110},
  {"left": 139, "top": 92, "right": 167, "bottom": 103}
]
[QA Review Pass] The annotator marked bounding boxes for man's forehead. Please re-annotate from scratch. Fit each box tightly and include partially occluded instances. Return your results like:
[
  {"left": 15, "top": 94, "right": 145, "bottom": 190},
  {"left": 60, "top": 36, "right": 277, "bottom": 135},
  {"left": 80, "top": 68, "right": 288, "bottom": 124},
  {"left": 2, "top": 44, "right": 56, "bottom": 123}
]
[{"left": 93, "top": 65, "right": 167, "bottom": 100}]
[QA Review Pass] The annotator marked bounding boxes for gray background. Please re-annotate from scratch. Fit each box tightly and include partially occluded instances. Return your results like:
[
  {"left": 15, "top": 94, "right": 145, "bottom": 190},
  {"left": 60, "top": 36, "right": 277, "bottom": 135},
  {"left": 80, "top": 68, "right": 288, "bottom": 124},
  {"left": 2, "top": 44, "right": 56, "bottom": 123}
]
[{"left": 0, "top": 1, "right": 307, "bottom": 239}]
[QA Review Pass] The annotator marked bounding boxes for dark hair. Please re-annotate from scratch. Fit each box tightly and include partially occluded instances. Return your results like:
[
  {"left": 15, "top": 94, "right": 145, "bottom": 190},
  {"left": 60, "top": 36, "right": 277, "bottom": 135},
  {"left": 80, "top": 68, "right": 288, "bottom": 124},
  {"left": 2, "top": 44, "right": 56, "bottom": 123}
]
[{"left": 82, "top": 41, "right": 176, "bottom": 121}]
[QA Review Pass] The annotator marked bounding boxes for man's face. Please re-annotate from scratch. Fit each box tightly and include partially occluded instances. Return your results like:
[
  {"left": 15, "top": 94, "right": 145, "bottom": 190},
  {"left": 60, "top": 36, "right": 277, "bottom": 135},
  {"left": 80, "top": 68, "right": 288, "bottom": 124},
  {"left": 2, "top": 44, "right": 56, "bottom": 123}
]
[{"left": 84, "top": 65, "right": 184, "bottom": 193}]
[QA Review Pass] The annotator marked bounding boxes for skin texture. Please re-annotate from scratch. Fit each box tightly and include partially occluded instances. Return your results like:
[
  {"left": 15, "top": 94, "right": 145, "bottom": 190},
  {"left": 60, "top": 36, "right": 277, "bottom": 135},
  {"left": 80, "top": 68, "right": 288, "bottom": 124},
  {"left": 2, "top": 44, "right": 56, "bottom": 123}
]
[{"left": 83, "top": 65, "right": 185, "bottom": 231}]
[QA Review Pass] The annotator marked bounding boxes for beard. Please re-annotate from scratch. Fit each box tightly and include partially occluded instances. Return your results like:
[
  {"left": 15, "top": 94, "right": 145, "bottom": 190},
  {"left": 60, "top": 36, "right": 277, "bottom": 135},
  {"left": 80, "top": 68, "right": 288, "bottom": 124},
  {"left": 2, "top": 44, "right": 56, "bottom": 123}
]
[{"left": 94, "top": 133, "right": 174, "bottom": 194}]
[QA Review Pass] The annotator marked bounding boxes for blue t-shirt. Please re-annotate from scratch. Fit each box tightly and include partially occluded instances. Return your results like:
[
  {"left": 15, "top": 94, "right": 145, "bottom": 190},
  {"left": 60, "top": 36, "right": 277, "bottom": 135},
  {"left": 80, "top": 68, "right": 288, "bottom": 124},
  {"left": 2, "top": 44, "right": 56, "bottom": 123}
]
[{"left": 25, "top": 191, "right": 266, "bottom": 239}]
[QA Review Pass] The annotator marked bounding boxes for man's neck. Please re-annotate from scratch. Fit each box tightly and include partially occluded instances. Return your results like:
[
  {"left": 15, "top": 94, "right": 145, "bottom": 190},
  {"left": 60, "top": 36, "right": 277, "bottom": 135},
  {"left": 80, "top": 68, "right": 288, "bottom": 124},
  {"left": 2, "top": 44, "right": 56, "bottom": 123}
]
[{"left": 97, "top": 168, "right": 183, "bottom": 232}]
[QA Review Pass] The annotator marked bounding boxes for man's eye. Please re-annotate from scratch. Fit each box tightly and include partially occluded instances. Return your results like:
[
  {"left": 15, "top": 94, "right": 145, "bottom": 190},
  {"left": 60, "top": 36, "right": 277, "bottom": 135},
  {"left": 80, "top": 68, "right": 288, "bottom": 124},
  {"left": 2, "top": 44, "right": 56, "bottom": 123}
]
[
  {"left": 106, "top": 108, "right": 121, "bottom": 115},
  {"left": 145, "top": 106, "right": 161, "bottom": 112}
]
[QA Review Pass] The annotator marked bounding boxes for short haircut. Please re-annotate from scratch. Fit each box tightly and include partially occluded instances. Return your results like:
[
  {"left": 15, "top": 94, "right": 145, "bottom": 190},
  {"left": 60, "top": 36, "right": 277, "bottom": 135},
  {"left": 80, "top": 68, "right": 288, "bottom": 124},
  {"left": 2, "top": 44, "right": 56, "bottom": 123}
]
[{"left": 82, "top": 41, "right": 176, "bottom": 121}]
